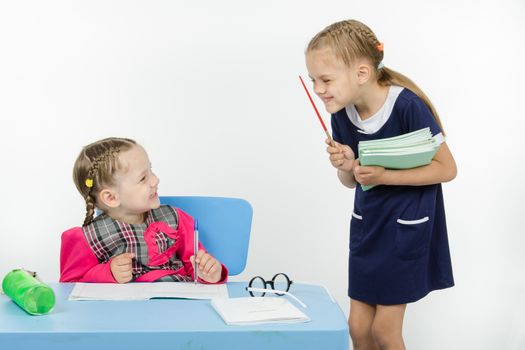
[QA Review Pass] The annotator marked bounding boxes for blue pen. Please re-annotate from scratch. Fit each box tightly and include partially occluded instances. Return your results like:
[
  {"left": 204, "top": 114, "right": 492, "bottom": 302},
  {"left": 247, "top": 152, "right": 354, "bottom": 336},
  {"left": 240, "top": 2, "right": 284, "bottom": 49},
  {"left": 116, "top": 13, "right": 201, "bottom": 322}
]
[{"left": 193, "top": 219, "right": 199, "bottom": 284}]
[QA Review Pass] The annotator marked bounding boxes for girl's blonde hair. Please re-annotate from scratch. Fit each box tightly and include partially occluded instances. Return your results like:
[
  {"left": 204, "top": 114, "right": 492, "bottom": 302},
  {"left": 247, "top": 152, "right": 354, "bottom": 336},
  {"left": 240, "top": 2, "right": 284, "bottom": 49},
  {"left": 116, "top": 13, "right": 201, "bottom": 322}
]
[
  {"left": 307, "top": 19, "right": 444, "bottom": 133},
  {"left": 73, "top": 137, "right": 137, "bottom": 226}
]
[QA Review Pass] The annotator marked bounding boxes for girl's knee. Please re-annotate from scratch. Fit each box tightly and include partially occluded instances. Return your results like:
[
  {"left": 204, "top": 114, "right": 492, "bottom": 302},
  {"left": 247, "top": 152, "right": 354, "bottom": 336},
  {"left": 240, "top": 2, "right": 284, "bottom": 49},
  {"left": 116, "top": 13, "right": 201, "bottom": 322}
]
[
  {"left": 349, "top": 317, "right": 372, "bottom": 343},
  {"left": 370, "top": 321, "right": 402, "bottom": 348}
]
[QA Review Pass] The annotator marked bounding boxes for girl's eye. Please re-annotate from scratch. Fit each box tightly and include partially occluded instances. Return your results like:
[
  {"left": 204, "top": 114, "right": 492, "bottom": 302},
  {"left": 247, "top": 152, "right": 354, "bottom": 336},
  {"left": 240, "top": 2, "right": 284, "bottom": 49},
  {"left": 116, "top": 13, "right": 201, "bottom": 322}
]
[
  {"left": 323, "top": 80, "right": 330, "bottom": 83},
  {"left": 140, "top": 176, "right": 146, "bottom": 183}
]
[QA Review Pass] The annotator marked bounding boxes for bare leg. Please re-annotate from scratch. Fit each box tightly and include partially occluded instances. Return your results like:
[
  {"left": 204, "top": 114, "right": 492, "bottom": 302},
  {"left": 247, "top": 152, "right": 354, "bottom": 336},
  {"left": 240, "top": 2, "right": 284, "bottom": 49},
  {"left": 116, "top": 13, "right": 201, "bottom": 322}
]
[
  {"left": 349, "top": 299, "right": 379, "bottom": 350},
  {"left": 371, "top": 304, "right": 407, "bottom": 350}
]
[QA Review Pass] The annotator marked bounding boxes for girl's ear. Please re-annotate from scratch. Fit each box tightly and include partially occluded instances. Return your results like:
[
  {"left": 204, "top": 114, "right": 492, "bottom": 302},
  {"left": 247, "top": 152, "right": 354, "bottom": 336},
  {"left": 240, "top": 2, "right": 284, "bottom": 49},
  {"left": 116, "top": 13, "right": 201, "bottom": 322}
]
[
  {"left": 356, "top": 63, "right": 371, "bottom": 85},
  {"left": 98, "top": 188, "right": 120, "bottom": 208}
]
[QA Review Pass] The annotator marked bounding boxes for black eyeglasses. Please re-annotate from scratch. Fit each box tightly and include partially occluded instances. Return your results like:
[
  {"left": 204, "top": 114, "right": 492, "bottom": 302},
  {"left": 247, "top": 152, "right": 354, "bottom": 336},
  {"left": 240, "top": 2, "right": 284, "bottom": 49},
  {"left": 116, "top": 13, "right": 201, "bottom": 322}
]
[
  {"left": 245, "top": 273, "right": 306, "bottom": 308},
  {"left": 247, "top": 273, "right": 292, "bottom": 297}
]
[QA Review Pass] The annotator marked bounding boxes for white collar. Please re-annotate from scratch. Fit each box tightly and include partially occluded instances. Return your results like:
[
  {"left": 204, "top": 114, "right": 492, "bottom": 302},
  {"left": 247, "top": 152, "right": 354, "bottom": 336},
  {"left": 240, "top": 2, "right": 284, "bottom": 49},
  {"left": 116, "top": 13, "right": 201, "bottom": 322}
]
[{"left": 345, "top": 86, "right": 403, "bottom": 134}]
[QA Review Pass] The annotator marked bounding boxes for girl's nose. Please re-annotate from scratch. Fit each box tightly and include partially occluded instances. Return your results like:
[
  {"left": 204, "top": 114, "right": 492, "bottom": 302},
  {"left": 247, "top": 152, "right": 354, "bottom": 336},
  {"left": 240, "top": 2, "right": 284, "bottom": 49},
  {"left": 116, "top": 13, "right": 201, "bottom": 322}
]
[
  {"left": 313, "top": 82, "right": 325, "bottom": 95},
  {"left": 151, "top": 173, "right": 160, "bottom": 187}
]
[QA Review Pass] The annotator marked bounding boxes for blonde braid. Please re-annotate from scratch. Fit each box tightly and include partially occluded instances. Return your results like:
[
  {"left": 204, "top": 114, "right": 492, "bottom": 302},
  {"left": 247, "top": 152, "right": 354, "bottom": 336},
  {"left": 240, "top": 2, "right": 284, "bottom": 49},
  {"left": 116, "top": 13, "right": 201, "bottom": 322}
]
[
  {"left": 346, "top": 21, "right": 381, "bottom": 48},
  {"left": 83, "top": 195, "right": 96, "bottom": 226},
  {"left": 82, "top": 147, "right": 121, "bottom": 226},
  {"left": 337, "top": 20, "right": 383, "bottom": 68}
]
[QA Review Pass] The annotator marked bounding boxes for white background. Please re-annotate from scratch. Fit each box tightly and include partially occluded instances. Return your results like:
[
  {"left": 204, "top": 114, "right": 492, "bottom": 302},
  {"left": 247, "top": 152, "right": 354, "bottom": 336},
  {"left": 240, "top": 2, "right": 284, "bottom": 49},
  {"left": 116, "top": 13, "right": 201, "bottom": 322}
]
[{"left": 1, "top": 1, "right": 524, "bottom": 349}]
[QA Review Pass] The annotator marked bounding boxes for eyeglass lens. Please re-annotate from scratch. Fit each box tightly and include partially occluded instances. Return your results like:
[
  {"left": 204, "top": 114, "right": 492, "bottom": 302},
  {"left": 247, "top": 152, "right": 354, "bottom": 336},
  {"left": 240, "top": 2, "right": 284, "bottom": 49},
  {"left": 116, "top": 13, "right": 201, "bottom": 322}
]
[
  {"left": 271, "top": 273, "right": 291, "bottom": 296},
  {"left": 248, "top": 276, "right": 266, "bottom": 297}
]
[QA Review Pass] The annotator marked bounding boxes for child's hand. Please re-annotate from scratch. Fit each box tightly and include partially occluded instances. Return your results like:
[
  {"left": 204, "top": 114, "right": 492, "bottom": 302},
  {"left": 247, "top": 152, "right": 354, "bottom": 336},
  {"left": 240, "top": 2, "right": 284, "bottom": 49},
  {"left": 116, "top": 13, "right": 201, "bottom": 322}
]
[
  {"left": 110, "top": 252, "right": 135, "bottom": 284},
  {"left": 191, "top": 250, "right": 223, "bottom": 283},
  {"left": 326, "top": 139, "right": 355, "bottom": 172},
  {"left": 353, "top": 161, "right": 386, "bottom": 186}
]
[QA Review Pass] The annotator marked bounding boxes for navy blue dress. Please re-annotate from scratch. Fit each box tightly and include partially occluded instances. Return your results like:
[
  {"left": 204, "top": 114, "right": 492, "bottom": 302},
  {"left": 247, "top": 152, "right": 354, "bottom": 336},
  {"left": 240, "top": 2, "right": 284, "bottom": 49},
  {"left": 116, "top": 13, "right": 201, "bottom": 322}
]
[{"left": 332, "top": 88, "right": 454, "bottom": 305}]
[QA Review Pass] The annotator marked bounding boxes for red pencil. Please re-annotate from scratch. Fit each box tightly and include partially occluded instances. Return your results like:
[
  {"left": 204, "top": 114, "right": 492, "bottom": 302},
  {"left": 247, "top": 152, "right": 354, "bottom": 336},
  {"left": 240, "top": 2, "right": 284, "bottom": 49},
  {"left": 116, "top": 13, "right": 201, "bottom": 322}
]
[{"left": 299, "top": 75, "right": 334, "bottom": 146}]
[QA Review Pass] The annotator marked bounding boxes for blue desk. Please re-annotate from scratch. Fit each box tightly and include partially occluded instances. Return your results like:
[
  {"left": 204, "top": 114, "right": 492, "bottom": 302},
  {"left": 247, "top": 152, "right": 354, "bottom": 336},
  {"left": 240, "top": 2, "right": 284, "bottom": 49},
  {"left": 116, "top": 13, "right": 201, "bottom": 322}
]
[{"left": 0, "top": 282, "right": 349, "bottom": 350}]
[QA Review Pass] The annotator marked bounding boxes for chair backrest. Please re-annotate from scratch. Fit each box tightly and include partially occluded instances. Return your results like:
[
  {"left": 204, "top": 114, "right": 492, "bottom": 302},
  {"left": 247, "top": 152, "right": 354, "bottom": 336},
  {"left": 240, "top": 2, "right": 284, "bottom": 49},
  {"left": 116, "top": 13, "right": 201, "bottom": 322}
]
[{"left": 159, "top": 196, "right": 253, "bottom": 276}]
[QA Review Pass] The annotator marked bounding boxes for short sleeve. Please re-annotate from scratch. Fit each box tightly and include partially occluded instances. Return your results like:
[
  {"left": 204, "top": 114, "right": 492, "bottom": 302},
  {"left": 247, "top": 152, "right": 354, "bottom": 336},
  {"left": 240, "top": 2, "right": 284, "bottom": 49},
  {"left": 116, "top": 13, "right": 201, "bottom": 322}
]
[{"left": 402, "top": 97, "right": 442, "bottom": 138}]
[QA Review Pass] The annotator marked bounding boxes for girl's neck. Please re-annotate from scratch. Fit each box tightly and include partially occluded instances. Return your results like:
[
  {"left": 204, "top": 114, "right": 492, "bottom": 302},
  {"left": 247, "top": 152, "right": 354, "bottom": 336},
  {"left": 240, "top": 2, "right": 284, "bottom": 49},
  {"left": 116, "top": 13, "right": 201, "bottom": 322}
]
[
  {"left": 354, "top": 82, "right": 389, "bottom": 121},
  {"left": 107, "top": 210, "right": 147, "bottom": 225}
]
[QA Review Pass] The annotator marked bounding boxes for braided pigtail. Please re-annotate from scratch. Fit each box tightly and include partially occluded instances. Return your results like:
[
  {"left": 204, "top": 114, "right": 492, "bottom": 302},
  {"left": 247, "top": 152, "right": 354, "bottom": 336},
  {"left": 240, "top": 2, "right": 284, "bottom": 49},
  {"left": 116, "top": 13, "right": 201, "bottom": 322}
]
[{"left": 83, "top": 195, "right": 96, "bottom": 226}]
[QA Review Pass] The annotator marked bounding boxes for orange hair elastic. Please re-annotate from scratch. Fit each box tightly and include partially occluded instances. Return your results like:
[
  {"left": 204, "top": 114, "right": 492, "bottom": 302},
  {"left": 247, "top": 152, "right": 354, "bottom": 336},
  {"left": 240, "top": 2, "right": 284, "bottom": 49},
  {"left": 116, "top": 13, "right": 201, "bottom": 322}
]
[{"left": 376, "top": 42, "right": 384, "bottom": 52}]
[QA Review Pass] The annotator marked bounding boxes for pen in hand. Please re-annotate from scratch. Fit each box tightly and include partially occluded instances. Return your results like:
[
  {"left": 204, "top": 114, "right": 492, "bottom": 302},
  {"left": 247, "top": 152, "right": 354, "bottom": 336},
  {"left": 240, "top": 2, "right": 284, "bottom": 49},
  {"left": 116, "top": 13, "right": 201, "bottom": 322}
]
[{"left": 194, "top": 219, "right": 199, "bottom": 284}]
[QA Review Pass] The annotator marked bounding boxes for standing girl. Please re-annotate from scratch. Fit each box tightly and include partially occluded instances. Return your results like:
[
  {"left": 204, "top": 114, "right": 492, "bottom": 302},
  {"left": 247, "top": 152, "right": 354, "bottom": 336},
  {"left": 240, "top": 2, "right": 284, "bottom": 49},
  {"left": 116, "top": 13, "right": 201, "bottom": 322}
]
[
  {"left": 60, "top": 137, "right": 227, "bottom": 284},
  {"left": 305, "top": 20, "right": 456, "bottom": 349}
]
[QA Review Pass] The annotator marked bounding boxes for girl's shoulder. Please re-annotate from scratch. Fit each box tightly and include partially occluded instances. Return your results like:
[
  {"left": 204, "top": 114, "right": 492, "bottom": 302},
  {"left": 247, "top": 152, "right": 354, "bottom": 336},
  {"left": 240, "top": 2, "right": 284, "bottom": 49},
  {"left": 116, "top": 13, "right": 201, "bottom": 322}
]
[
  {"left": 391, "top": 87, "right": 441, "bottom": 134},
  {"left": 391, "top": 87, "right": 432, "bottom": 119},
  {"left": 393, "top": 88, "right": 423, "bottom": 107}
]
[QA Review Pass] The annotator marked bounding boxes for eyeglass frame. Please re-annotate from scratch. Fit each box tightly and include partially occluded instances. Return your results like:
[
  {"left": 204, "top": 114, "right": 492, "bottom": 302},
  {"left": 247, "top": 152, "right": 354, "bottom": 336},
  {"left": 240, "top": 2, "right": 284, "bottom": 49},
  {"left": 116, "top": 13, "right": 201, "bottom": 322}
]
[{"left": 247, "top": 273, "right": 293, "bottom": 297}]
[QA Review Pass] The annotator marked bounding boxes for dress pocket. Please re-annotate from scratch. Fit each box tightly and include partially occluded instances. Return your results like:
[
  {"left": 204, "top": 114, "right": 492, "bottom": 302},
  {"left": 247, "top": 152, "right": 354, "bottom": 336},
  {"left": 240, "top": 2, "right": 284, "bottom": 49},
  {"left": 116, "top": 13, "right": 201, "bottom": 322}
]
[
  {"left": 350, "top": 212, "right": 364, "bottom": 252},
  {"left": 395, "top": 216, "right": 431, "bottom": 260}
]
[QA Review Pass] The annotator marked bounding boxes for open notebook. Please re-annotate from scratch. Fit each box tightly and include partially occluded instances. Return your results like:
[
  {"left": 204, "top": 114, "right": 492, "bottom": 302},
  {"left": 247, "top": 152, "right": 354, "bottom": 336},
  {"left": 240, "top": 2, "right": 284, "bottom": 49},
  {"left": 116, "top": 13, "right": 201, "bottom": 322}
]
[
  {"left": 69, "top": 282, "right": 229, "bottom": 301},
  {"left": 211, "top": 297, "right": 310, "bottom": 325},
  {"left": 358, "top": 127, "right": 439, "bottom": 191}
]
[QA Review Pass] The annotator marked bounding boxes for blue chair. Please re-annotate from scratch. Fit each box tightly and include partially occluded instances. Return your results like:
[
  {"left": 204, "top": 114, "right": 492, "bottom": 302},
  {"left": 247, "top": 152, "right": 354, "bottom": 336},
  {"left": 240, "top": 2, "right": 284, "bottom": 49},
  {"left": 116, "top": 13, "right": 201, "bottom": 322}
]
[{"left": 159, "top": 196, "right": 253, "bottom": 276}]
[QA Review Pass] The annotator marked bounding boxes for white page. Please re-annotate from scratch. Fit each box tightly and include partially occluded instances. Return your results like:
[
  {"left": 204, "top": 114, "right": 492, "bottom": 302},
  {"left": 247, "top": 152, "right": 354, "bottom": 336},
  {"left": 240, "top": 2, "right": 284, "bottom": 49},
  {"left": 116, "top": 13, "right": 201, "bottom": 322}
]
[
  {"left": 146, "top": 282, "right": 229, "bottom": 300},
  {"left": 69, "top": 283, "right": 149, "bottom": 300},
  {"left": 69, "top": 282, "right": 229, "bottom": 301},
  {"left": 211, "top": 297, "right": 310, "bottom": 325}
]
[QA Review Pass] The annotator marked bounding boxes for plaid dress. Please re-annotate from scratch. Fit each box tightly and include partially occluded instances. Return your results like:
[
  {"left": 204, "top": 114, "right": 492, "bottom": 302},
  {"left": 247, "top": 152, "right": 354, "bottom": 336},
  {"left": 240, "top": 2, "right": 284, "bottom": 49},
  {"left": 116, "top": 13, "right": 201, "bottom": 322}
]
[{"left": 82, "top": 205, "right": 192, "bottom": 282}]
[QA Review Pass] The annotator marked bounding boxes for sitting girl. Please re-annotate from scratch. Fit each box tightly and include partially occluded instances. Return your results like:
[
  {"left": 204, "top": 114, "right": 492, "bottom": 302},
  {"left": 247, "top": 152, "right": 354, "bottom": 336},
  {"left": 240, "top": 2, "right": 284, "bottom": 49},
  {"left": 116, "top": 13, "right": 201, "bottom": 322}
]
[{"left": 60, "top": 137, "right": 227, "bottom": 284}]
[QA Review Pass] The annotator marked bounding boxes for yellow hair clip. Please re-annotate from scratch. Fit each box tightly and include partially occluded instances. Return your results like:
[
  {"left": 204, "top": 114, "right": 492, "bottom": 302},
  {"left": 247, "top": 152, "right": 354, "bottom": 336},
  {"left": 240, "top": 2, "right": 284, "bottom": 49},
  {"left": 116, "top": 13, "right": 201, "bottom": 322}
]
[{"left": 85, "top": 178, "right": 93, "bottom": 188}]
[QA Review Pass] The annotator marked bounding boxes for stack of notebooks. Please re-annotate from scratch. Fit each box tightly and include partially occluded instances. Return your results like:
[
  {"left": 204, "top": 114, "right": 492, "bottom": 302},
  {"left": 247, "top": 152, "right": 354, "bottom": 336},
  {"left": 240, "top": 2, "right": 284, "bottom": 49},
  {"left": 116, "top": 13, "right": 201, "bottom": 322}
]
[{"left": 358, "top": 127, "right": 439, "bottom": 191}]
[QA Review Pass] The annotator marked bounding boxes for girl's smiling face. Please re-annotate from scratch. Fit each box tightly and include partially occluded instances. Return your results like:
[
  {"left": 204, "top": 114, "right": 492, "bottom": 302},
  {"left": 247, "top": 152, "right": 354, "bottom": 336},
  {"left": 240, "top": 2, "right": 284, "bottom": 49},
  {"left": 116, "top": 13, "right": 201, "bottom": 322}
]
[
  {"left": 305, "top": 47, "right": 361, "bottom": 114},
  {"left": 103, "top": 144, "right": 160, "bottom": 224}
]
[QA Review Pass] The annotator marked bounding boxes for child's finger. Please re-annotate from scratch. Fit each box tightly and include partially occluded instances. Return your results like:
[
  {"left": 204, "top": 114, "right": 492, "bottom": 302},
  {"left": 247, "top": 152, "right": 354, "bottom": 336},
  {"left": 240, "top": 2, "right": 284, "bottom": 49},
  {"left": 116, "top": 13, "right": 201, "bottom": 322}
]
[
  {"left": 116, "top": 271, "right": 132, "bottom": 284},
  {"left": 195, "top": 249, "right": 207, "bottom": 262},
  {"left": 114, "top": 256, "right": 133, "bottom": 267},
  {"left": 203, "top": 263, "right": 218, "bottom": 277},
  {"left": 199, "top": 254, "right": 218, "bottom": 273},
  {"left": 115, "top": 261, "right": 132, "bottom": 272},
  {"left": 201, "top": 257, "right": 217, "bottom": 275},
  {"left": 198, "top": 253, "right": 211, "bottom": 268},
  {"left": 120, "top": 271, "right": 132, "bottom": 280},
  {"left": 114, "top": 253, "right": 135, "bottom": 264},
  {"left": 342, "top": 145, "right": 355, "bottom": 159},
  {"left": 330, "top": 153, "right": 344, "bottom": 163},
  {"left": 357, "top": 165, "right": 375, "bottom": 175},
  {"left": 326, "top": 147, "right": 340, "bottom": 155}
]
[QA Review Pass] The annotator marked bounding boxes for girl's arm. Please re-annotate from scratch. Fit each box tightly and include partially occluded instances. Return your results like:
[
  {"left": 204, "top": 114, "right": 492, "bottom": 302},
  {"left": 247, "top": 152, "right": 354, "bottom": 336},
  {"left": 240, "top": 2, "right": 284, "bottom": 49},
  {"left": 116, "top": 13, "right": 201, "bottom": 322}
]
[
  {"left": 60, "top": 227, "right": 116, "bottom": 283},
  {"left": 355, "top": 142, "right": 457, "bottom": 186},
  {"left": 337, "top": 169, "right": 357, "bottom": 189},
  {"left": 383, "top": 142, "right": 457, "bottom": 185}
]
